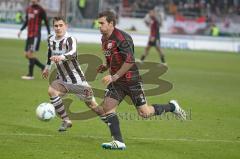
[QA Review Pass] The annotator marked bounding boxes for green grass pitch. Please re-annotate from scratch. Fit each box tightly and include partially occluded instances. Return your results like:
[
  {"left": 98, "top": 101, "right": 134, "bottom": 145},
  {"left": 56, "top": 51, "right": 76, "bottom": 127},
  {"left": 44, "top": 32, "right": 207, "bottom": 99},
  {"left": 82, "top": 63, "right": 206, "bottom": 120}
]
[{"left": 0, "top": 38, "right": 239, "bottom": 159}]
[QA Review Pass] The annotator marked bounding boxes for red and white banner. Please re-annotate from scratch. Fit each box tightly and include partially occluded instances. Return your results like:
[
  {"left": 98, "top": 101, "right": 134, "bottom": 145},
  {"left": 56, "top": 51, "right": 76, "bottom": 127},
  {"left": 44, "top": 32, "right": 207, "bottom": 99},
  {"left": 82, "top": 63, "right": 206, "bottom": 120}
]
[{"left": 171, "top": 15, "right": 207, "bottom": 34}]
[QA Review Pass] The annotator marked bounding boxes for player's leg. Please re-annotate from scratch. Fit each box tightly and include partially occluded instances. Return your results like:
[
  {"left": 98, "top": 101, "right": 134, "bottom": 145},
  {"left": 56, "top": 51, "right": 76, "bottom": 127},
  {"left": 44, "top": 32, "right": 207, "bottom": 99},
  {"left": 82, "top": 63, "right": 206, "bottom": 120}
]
[
  {"left": 129, "top": 82, "right": 186, "bottom": 119},
  {"left": 137, "top": 102, "right": 174, "bottom": 118},
  {"left": 21, "top": 37, "right": 35, "bottom": 79},
  {"left": 84, "top": 98, "right": 105, "bottom": 116},
  {"left": 22, "top": 51, "right": 44, "bottom": 79},
  {"left": 100, "top": 97, "right": 126, "bottom": 150},
  {"left": 140, "top": 45, "right": 151, "bottom": 63},
  {"left": 155, "top": 39, "right": 166, "bottom": 65},
  {"left": 48, "top": 80, "right": 72, "bottom": 131},
  {"left": 72, "top": 83, "right": 105, "bottom": 116},
  {"left": 100, "top": 83, "right": 126, "bottom": 149},
  {"left": 21, "top": 37, "right": 44, "bottom": 79},
  {"left": 32, "top": 36, "right": 45, "bottom": 70},
  {"left": 137, "top": 101, "right": 186, "bottom": 120}
]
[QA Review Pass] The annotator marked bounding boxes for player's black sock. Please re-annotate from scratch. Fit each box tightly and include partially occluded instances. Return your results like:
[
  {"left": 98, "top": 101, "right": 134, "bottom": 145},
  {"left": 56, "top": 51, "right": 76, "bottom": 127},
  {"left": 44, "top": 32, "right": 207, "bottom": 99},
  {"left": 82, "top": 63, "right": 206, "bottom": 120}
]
[
  {"left": 152, "top": 103, "right": 175, "bottom": 115},
  {"left": 160, "top": 55, "right": 166, "bottom": 63},
  {"left": 28, "top": 58, "right": 35, "bottom": 76},
  {"left": 34, "top": 58, "right": 45, "bottom": 70},
  {"left": 100, "top": 115, "right": 108, "bottom": 123},
  {"left": 50, "top": 96, "right": 69, "bottom": 121},
  {"left": 140, "top": 55, "right": 145, "bottom": 61},
  {"left": 102, "top": 113, "right": 123, "bottom": 142}
]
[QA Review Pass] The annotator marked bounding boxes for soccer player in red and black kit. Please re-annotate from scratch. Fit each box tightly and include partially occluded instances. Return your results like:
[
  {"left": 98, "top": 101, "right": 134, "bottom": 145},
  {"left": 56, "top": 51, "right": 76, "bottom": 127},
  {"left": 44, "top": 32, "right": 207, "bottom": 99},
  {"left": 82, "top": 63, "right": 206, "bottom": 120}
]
[
  {"left": 18, "top": 0, "right": 50, "bottom": 80},
  {"left": 140, "top": 9, "right": 166, "bottom": 65},
  {"left": 96, "top": 11, "right": 186, "bottom": 150}
]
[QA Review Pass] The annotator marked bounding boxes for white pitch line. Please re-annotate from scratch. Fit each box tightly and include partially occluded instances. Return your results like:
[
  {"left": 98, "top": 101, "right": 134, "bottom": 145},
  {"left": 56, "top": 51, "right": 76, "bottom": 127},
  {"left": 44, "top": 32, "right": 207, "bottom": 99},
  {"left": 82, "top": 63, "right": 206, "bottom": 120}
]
[
  {"left": 130, "top": 137, "right": 240, "bottom": 143},
  {"left": 0, "top": 133, "right": 239, "bottom": 144},
  {"left": 0, "top": 133, "right": 54, "bottom": 137}
]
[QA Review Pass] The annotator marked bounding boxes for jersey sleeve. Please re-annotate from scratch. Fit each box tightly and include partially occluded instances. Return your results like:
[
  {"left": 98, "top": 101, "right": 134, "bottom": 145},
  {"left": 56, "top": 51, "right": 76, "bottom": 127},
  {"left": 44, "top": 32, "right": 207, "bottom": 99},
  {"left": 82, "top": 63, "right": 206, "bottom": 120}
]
[
  {"left": 20, "top": 9, "right": 28, "bottom": 31},
  {"left": 41, "top": 8, "right": 50, "bottom": 35},
  {"left": 64, "top": 37, "right": 77, "bottom": 60},
  {"left": 45, "top": 35, "right": 53, "bottom": 70}
]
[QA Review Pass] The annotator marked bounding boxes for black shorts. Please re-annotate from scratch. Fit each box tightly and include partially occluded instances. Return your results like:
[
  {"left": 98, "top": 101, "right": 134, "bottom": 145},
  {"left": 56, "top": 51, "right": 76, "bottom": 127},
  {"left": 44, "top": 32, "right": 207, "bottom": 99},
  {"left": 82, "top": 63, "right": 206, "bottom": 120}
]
[
  {"left": 25, "top": 36, "right": 41, "bottom": 52},
  {"left": 148, "top": 39, "right": 160, "bottom": 47},
  {"left": 104, "top": 81, "right": 147, "bottom": 107}
]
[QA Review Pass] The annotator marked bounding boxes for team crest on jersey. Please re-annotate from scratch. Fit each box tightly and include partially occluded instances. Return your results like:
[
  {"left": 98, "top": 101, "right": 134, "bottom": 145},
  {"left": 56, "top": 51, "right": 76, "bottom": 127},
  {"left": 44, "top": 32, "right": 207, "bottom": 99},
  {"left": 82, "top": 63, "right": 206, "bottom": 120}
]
[
  {"left": 103, "top": 41, "right": 114, "bottom": 56},
  {"left": 33, "top": 10, "right": 39, "bottom": 14},
  {"left": 107, "top": 42, "right": 113, "bottom": 49}
]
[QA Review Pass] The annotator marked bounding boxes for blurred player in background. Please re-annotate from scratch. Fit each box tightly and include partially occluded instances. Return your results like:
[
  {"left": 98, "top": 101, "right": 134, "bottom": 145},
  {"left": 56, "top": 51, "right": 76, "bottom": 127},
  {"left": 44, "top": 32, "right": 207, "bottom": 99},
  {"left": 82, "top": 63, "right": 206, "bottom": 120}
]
[
  {"left": 18, "top": 0, "right": 50, "bottom": 80},
  {"left": 42, "top": 17, "right": 104, "bottom": 132},
  {"left": 140, "top": 9, "right": 166, "bottom": 65},
  {"left": 96, "top": 11, "right": 186, "bottom": 150}
]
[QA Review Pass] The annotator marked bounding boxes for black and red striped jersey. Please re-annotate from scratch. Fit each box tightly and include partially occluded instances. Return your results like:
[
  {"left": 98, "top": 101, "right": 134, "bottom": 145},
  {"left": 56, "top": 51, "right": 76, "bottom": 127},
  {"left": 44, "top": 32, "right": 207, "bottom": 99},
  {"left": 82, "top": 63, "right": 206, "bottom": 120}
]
[
  {"left": 150, "top": 17, "right": 160, "bottom": 39},
  {"left": 20, "top": 4, "right": 50, "bottom": 37},
  {"left": 101, "top": 28, "right": 141, "bottom": 83}
]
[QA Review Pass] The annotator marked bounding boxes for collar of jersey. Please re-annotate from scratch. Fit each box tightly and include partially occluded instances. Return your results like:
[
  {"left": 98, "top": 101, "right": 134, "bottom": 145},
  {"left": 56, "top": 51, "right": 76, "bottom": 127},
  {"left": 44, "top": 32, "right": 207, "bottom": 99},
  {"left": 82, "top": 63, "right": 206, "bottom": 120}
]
[{"left": 54, "top": 32, "right": 69, "bottom": 41}]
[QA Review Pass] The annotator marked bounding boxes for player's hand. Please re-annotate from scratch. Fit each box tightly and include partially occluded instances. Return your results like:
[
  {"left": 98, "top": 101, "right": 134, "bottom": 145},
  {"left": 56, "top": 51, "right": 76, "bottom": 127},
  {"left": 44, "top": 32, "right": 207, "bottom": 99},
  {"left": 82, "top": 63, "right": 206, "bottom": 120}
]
[
  {"left": 102, "top": 74, "right": 119, "bottom": 86},
  {"left": 50, "top": 55, "right": 65, "bottom": 63},
  {"left": 42, "top": 69, "right": 49, "bottom": 79},
  {"left": 96, "top": 64, "right": 108, "bottom": 73},
  {"left": 102, "top": 75, "right": 112, "bottom": 86},
  {"left": 17, "top": 31, "right": 22, "bottom": 38}
]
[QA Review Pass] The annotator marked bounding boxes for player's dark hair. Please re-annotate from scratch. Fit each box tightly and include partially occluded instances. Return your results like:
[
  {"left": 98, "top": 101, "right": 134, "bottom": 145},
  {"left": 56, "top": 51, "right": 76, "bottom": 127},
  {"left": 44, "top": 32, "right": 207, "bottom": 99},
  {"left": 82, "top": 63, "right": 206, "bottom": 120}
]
[
  {"left": 53, "top": 16, "right": 67, "bottom": 25},
  {"left": 98, "top": 11, "right": 116, "bottom": 26}
]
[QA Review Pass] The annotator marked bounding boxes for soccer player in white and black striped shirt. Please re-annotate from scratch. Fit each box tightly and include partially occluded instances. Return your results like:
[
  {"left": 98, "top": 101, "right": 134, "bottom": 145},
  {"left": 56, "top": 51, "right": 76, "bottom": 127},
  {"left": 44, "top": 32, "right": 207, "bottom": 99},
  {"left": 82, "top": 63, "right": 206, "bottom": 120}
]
[{"left": 42, "top": 17, "right": 104, "bottom": 131}]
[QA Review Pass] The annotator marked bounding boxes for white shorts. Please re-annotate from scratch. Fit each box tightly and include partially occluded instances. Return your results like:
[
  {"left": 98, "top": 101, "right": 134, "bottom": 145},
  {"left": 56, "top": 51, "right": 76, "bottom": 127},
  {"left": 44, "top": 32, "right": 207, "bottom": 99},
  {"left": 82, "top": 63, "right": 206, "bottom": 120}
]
[{"left": 55, "top": 79, "right": 95, "bottom": 102}]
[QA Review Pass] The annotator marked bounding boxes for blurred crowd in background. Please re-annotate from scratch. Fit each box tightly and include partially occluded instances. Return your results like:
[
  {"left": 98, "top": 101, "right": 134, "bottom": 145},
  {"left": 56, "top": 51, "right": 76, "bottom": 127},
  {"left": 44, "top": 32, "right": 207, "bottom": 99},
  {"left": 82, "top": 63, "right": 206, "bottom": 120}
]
[
  {"left": 120, "top": 0, "right": 240, "bottom": 17},
  {"left": 0, "top": 0, "right": 240, "bottom": 36}
]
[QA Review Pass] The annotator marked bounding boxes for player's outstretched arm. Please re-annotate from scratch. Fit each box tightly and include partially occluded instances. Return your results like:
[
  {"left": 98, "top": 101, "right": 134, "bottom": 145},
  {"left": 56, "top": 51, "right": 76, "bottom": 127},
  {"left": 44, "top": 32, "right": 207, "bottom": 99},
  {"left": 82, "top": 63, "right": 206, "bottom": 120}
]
[
  {"left": 96, "top": 64, "right": 108, "bottom": 73},
  {"left": 18, "top": 12, "right": 28, "bottom": 38},
  {"left": 102, "top": 62, "right": 133, "bottom": 86},
  {"left": 42, "top": 68, "right": 49, "bottom": 79}
]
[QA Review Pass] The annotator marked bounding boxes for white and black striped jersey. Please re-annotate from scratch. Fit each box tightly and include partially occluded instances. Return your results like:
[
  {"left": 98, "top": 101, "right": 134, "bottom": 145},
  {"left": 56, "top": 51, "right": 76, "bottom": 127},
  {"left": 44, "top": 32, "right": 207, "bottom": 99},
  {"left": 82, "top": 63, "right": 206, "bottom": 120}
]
[{"left": 46, "top": 32, "right": 86, "bottom": 84}]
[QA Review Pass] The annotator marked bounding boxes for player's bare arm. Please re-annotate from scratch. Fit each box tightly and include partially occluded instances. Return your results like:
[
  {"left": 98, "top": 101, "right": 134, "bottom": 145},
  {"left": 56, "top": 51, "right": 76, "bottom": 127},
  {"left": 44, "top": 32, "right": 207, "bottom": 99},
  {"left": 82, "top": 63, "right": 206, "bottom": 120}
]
[
  {"left": 42, "top": 69, "right": 49, "bottom": 79},
  {"left": 102, "top": 62, "right": 134, "bottom": 85},
  {"left": 97, "top": 64, "right": 108, "bottom": 73}
]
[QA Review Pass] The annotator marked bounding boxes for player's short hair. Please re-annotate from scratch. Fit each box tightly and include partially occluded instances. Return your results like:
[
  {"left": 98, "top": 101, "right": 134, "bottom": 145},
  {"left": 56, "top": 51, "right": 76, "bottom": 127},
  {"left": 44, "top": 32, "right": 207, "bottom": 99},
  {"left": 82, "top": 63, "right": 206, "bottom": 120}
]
[
  {"left": 53, "top": 16, "right": 67, "bottom": 25},
  {"left": 98, "top": 11, "right": 116, "bottom": 26}
]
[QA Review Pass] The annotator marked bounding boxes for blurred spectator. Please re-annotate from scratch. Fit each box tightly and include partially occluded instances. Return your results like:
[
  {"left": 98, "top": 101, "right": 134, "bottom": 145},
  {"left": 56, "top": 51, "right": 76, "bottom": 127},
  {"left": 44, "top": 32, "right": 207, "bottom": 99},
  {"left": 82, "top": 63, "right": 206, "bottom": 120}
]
[
  {"left": 210, "top": 23, "right": 220, "bottom": 36},
  {"left": 78, "top": 0, "right": 86, "bottom": 17},
  {"left": 15, "top": 11, "right": 23, "bottom": 24},
  {"left": 168, "top": 1, "right": 178, "bottom": 15},
  {"left": 92, "top": 18, "right": 99, "bottom": 29},
  {"left": 120, "top": 0, "right": 240, "bottom": 18}
]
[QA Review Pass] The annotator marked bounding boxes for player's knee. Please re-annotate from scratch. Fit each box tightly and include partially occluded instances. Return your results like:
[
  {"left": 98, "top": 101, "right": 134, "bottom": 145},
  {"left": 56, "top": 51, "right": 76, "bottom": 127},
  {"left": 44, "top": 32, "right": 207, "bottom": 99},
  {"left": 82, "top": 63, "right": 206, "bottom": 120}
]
[
  {"left": 103, "top": 107, "right": 113, "bottom": 114},
  {"left": 86, "top": 102, "right": 105, "bottom": 116},
  {"left": 48, "top": 87, "right": 58, "bottom": 97},
  {"left": 138, "top": 111, "right": 150, "bottom": 118},
  {"left": 138, "top": 109, "right": 153, "bottom": 118},
  {"left": 102, "top": 103, "right": 116, "bottom": 114},
  {"left": 25, "top": 54, "right": 29, "bottom": 59},
  {"left": 25, "top": 52, "right": 33, "bottom": 59}
]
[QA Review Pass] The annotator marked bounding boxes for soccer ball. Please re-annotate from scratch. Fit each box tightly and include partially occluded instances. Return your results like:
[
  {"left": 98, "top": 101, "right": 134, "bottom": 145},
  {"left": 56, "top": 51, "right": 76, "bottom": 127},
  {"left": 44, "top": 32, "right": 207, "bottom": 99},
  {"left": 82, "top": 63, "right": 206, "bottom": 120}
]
[{"left": 36, "top": 103, "right": 56, "bottom": 121}]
